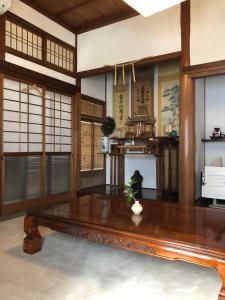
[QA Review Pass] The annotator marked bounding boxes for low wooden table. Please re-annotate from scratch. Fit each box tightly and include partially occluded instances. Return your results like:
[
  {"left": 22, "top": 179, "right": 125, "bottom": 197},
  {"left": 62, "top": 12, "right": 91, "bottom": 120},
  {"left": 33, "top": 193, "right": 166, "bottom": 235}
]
[{"left": 23, "top": 194, "right": 225, "bottom": 299}]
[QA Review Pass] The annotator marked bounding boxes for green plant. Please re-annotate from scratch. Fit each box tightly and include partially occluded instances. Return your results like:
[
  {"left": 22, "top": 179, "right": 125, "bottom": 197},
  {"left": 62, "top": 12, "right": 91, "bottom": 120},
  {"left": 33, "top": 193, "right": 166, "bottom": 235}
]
[
  {"left": 101, "top": 117, "right": 116, "bottom": 137},
  {"left": 124, "top": 179, "right": 137, "bottom": 203}
]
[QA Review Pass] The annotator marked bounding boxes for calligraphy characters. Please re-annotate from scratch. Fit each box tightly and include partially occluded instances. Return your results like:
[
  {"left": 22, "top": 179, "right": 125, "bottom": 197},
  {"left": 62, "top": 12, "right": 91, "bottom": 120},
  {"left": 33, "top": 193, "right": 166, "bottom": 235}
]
[
  {"left": 119, "top": 93, "right": 124, "bottom": 121},
  {"left": 135, "top": 85, "right": 150, "bottom": 116}
]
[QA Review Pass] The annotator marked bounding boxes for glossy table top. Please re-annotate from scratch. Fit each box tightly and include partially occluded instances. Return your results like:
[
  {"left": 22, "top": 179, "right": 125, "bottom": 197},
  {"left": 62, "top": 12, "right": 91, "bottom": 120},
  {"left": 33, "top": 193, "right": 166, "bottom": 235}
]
[{"left": 34, "top": 194, "right": 225, "bottom": 252}]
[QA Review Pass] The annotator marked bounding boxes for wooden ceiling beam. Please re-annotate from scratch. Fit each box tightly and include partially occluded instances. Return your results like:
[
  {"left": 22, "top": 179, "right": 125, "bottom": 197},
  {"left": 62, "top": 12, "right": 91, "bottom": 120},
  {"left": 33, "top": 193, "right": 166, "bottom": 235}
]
[
  {"left": 77, "top": 52, "right": 182, "bottom": 78},
  {"left": 77, "top": 10, "right": 138, "bottom": 34},
  {"left": 55, "top": 0, "right": 92, "bottom": 17},
  {"left": 19, "top": 0, "right": 77, "bottom": 34},
  {"left": 19, "top": 0, "right": 138, "bottom": 34}
]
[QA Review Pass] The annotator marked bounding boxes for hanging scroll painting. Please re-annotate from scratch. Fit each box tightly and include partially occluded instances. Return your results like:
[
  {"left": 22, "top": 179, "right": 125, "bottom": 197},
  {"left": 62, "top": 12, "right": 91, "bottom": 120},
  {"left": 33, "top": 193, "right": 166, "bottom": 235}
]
[
  {"left": 131, "top": 66, "right": 154, "bottom": 119},
  {"left": 113, "top": 74, "right": 129, "bottom": 137},
  {"left": 158, "top": 61, "right": 180, "bottom": 136}
]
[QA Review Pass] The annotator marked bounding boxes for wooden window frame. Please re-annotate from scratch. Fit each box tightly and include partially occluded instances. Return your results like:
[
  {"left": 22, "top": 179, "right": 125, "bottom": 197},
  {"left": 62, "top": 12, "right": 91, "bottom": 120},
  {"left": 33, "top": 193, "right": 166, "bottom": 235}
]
[
  {"left": 4, "top": 12, "right": 76, "bottom": 78},
  {"left": 80, "top": 95, "right": 106, "bottom": 176}
]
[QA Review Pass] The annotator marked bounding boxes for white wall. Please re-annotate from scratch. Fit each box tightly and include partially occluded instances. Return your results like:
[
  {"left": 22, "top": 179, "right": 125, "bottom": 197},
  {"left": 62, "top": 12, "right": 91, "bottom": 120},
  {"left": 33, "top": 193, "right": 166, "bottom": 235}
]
[
  {"left": 195, "top": 78, "right": 205, "bottom": 199},
  {"left": 204, "top": 75, "right": 225, "bottom": 166},
  {"left": 77, "top": 5, "right": 181, "bottom": 72},
  {"left": 6, "top": 0, "right": 76, "bottom": 84},
  {"left": 81, "top": 76, "right": 106, "bottom": 101},
  {"left": 195, "top": 75, "right": 225, "bottom": 198},
  {"left": 191, "top": 0, "right": 225, "bottom": 65},
  {"left": 5, "top": 53, "right": 75, "bottom": 85}
]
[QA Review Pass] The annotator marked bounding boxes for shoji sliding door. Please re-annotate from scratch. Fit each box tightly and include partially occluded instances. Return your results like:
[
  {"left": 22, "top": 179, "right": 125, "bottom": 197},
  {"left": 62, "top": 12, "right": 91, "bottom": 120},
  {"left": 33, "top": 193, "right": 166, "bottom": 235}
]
[
  {"left": 0, "top": 75, "right": 73, "bottom": 215},
  {"left": 45, "top": 90, "right": 72, "bottom": 198}
]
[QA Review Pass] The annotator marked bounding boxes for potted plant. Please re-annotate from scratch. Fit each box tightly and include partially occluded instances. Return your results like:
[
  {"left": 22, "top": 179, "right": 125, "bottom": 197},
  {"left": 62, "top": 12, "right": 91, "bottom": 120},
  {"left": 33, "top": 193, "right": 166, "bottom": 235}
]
[
  {"left": 124, "top": 179, "right": 143, "bottom": 215},
  {"left": 101, "top": 116, "right": 116, "bottom": 153}
]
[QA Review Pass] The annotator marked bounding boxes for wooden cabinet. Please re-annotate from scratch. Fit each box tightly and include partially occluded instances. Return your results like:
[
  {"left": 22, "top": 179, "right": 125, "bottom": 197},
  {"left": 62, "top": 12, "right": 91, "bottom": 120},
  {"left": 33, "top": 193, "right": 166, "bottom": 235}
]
[
  {"left": 110, "top": 137, "right": 179, "bottom": 195},
  {"left": 152, "top": 137, "right": 178, "bottom": 195}
]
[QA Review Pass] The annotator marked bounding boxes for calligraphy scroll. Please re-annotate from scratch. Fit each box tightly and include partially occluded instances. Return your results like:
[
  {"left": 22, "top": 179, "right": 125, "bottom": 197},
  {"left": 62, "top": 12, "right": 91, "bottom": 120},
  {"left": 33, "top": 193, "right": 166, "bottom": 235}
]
[
  {"left": 158, "top": 61, "right": 180, "bottom": 136},
  {"left": 113, "top": 74, "right": 129, "bottom": 131},
  {"left": 131, "top": 66, "right": 154, "bottom": 118}
]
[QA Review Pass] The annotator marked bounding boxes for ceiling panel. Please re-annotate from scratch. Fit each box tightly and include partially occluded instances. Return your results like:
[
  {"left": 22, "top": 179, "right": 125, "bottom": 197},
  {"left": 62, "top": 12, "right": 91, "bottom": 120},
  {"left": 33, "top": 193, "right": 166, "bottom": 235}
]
[{"left": 20, "top": 0, "right": 138, "bottom": 33}]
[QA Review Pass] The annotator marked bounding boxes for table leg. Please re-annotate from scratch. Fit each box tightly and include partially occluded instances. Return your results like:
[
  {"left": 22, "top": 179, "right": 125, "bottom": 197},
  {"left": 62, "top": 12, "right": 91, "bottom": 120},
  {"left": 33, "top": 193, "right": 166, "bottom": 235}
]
[
  {"left": 218, "top": 263, "right": 225, "bottom": 300},
  {"left": 23, "top": 215, "right": 42, "bottom": 254}
]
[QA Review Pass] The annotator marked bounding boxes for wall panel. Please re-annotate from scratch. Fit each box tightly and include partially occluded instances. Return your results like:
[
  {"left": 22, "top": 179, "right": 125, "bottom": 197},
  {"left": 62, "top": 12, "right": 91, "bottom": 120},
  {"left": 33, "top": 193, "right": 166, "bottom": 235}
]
[
  {"left": 191, "top": 0, "right": 225, "bottom": 65},
  {"left": 77, "top": 5, "right": 181, "bottom": 72},
  {"left": 5, "top": 53, "right": 75, "bottom": 85}
]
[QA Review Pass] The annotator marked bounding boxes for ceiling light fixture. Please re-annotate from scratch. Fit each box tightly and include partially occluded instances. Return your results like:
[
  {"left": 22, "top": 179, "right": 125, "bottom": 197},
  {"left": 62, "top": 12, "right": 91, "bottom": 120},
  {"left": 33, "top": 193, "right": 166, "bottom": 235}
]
[
  {"left": 123, "top": 0, "right": 185, "bottom": 17},
  {"left": 0, "top": 0, "right": 12, "bottom": 15}
]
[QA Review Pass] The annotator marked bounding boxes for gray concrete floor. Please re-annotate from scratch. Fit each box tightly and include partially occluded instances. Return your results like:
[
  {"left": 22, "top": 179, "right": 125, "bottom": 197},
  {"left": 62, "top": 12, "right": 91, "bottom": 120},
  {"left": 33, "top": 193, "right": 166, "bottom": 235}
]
[{"left": 0, "top": 217, "right": 221, "bottom": 300}]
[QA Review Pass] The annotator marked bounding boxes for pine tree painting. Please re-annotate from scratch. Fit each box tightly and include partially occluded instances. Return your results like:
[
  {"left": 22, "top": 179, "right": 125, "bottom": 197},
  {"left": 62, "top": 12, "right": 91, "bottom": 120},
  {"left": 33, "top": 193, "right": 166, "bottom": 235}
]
[{"left": 161, "top": 82, "right": 180, "bottom": 134}]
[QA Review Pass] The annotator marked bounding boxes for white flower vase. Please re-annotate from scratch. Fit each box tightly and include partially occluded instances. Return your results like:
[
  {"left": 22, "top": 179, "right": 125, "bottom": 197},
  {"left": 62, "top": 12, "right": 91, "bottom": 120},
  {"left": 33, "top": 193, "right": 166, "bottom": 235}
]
[
  {"left": 131, "top": 200, "right": 143, "bottom": 215},
  {"left": 101, "top": 136, "right": 109, "bottom": 153}
]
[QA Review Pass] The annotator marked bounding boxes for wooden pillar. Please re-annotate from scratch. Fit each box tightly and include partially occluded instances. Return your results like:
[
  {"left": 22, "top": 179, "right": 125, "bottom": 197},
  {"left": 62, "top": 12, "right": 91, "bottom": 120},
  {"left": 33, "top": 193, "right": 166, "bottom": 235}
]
[
  {"left": 179, "top": 74, "right": 195, "bottom": 203},
  {"left": 0, "top": 15, "right": 5, "bottom": 61},
  {"left": 0, "top": 74, "right": 3, "bottom": 216},
  {"left": 179, "top": 0, "right": 195, "bottom": 204},
  {"left": 72, "top": 78, "right": 81, "bottom": 198},
  {"left": 0, "top": 15, "right": 4, "bottom": 215}
]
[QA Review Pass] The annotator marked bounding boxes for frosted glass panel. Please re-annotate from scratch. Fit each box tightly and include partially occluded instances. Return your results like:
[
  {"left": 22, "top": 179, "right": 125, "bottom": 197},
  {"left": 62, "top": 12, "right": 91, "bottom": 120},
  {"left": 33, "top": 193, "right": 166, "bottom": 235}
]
[
  {"left": 45, "top": 90, "right": 72, "bottom": 152},
  {"left": 4, "top": 132, "right": 20, "bottom": 142},
  {"left": 61, "top": 103, "right": 71, "bottom": 112},
  {"left": 55, "top": 102, "right": 60, "bottom": 110},
  {"left": 29, "top": 95, "right": 42, "bottom": 106},
  {"left": 21, "top": 93, "right": 28, "bottom": 102},
  {"left": 61, "top": 145, "right": 71, "bottom": 152},
  {"left": 21, "top": 113, "right": 28, "bottom": 123},
  {"left": 45, "top": 155, "right": 70, "bottom": 195},
  {"left": 21, "top": 123, "right": 28, "bottom": 132},
  {"left": 20, "top": 144, "right": 28, "bottom": 152},
  {"left": 45, "top": 126, "right": 54, "bottom": 135},
  {"left": 4, "top": 100, "right": 19, "bottom": 111},
  {"left": 4, "top": 121, "right": 19, "bottom": 131},
  {"left": 29, "top": 114, "right": 42, "bottom": 124},
  {"left": 4, "top": 143, "right": 20, "bottom": 152},
  {"left": 21, "top": 133, "right": 28, "bottom": 142},
  {"left": 4, "top": 111, "right": 19, "bottom": 122},
  {"left": 4, "top": 79, "right": 19, "bottom": 90},
  {"left": 55, "top": 127, "right": 60, "bottom": 135},
  {"left": 61, "top": 128, "right": 71, "bottom": 136},
  {"left": 29, "top": 134, "right": 42, "bottom": 143},
  {"left": 3, "top": 78, "right": 43, "bottom": 153},
  {"left": 4, "top": 156, "right": 41, "bottom": 203},
  {"left": 29, "top": 124, "right": 42, "bottom": 133},
  {"left": 29, "top": 144, "right": 42, "bottom": 152},
  {"left": 61, "top": 120, "right": 71, "bottom": 128},
  {"left": 45, "top": 108, "right": 54, "bottom": 118},
  {"left": 61, "top": 95, "right": 71, "bottom": 105},
  {"left": 4, "top": 89, "right": 19, "bottom": 101},
  {"left": 45, "top": 144, "right": 54, "bottom": 152},
  {"left": 29, "top": 104, "right": 42, "bottom": 115},
  {"left": 21, "top": 103, "right": 28, "bottom": 112}
]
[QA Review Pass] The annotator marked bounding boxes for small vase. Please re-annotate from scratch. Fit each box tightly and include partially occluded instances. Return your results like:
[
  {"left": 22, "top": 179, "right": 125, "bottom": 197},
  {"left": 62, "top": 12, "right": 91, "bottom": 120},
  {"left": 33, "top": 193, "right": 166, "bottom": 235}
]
[
  {"left": 101, "top": 136, "right": 109, "bottom": 153},
  {"left": 131, "top": 200, "right": 143, "bottom": 215}
]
